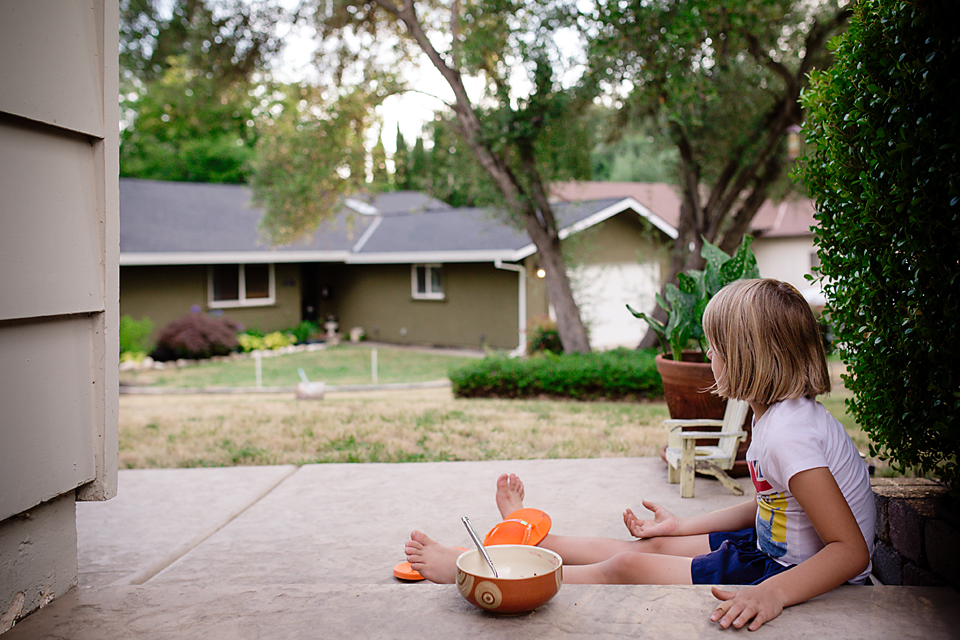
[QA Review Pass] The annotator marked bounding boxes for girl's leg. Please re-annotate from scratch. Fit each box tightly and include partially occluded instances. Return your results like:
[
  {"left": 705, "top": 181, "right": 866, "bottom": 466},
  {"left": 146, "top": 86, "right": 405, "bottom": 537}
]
[
  {"left": 538, "top": 531, "right": 710, "bottom": 565},
  {"left": 562, "top": 551, "right": 695, "bottom": 585},
  {"left": 405, "top": 530, "right": 462, "bottom": 584},
  {"left": 495, "top": 473, "right": 711, "bottom": 565},
  {"left": 405, "top": 530, "right": 698, "bottom": 585}
]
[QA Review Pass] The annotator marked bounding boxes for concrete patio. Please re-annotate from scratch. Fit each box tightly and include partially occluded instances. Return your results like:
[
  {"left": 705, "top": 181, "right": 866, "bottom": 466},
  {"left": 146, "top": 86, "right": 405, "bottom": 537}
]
[{"left": 6, "top": 458, "right": 959, "bottom": 638}]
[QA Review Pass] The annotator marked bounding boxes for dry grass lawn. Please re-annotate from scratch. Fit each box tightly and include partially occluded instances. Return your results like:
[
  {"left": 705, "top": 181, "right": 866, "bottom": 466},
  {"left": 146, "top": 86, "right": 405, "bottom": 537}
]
[
  {"left": 119, "top": 387, "right": 673, "bottom": 469},
  {"left": 120, "top": 384, "right": 892, "bottom": 475}
]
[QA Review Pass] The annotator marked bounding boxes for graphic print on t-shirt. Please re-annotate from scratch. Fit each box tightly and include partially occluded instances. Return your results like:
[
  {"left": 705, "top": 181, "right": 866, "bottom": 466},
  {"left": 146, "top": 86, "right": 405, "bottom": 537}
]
[{"left": 751, "top": 459, "right": 788, "bottom": 560}]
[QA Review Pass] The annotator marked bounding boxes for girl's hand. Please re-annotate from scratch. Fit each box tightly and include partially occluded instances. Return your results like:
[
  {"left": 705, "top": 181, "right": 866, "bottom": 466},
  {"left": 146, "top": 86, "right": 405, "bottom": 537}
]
[
  {"left": 623, "top": 500, "right": 681, "bottom": 538},
  {"left": 710, "top": 586, "right": 784, "bottom": 631}
]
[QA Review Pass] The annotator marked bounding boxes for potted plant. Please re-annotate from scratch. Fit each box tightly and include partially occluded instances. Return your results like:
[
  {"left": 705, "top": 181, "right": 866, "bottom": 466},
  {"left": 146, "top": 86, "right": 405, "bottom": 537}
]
[{"left": 629, "top": 236, "right": 760, "bottom": 474}]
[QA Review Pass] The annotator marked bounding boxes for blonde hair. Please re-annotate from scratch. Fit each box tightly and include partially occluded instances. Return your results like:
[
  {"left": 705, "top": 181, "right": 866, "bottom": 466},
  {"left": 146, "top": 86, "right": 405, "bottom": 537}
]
[{"left": 702, "top": 278, "right": 830, "bottom": 404}]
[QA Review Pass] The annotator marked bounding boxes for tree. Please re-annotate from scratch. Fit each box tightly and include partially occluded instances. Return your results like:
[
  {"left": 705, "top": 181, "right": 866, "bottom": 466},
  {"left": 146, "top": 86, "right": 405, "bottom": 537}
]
[
  {"left": 119, "top": 0, "right": 286, "bottom": 182},
  {"left": 589, "top": 0, "right": 851, "bottom": 347},
  {"left": 797, "top": 0, "right": 959, "bottom": 490},
  {"left": 251, "top": 82, "right": 391, "bottom": 244},
  {"left": 254, "top": 0, "right": 596, "bottom": 352},
  {"left": 590, "top": 113, "right": 678, "bottom": 184}
]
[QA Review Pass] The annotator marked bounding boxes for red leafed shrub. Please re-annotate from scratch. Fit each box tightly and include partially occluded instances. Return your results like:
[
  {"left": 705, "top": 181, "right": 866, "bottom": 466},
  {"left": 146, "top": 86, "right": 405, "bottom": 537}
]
[{"left": 151, "top": 313, "right": 241, "bottom": 361}]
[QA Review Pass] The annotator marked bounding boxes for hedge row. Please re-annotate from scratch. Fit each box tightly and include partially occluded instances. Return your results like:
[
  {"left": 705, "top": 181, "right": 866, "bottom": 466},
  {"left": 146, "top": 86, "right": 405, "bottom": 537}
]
[{"left": 449, "top": 348, "right": 663, "bottom": 400}]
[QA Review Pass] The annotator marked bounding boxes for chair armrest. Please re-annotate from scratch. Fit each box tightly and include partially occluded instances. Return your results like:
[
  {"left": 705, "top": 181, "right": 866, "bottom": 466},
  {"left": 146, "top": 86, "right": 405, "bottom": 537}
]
[
  {"left": 664, "top": 419, "right": 724, "bottom": 428},
  {"left": 675, "top": 430, "right": 747, "bottom": 440}
]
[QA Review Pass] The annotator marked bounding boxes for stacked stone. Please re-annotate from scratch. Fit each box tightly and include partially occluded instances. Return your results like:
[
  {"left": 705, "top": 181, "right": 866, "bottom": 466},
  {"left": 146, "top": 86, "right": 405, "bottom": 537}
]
[{"left": 871, "top": 478, "right": 959, "bottom": 589}]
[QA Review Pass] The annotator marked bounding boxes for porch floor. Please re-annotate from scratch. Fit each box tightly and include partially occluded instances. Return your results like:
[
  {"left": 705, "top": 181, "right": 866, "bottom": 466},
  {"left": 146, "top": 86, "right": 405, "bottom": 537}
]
[{"left": 7, "top": 457, "right": 958, "bottom": 639}]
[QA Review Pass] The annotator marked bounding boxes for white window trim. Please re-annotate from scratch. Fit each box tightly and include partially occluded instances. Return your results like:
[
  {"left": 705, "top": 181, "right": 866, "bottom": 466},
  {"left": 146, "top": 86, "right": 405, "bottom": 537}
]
[
  {"left": 411, "top": 264, "right": 444, "bottom": 300},
  {"left": 208, "top": 263, "right": 276, "bottom": 308}
]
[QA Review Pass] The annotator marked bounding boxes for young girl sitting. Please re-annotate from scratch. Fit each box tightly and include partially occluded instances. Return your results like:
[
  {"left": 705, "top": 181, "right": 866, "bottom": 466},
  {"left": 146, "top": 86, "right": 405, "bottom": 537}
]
[{"left": 405, "top": 278, "right": 876, "bottom": 631}]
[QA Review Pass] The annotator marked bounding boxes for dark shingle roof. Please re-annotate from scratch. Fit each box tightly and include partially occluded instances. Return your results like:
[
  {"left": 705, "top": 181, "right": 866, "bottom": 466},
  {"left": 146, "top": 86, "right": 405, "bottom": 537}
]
[{"left": 119, "top": 179, "right": 656, "bottom": 264}]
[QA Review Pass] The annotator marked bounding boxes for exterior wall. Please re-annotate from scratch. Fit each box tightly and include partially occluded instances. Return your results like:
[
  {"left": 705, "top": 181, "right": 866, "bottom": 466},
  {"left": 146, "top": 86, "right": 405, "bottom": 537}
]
[
  {"left": 752, "top": 236, "right": 818, "bottom": 292},
  {"left": 0, "top": 0, "right": 119, "bottom": 628},
  {"left": 527, "top": 211, "right": 673, "bottom": 350},
  {"left": 324, "top": 263, "right": 519, "bottom": 350},
  {"left": 120, "top": 263, "right": 303, "bottom": 340}
]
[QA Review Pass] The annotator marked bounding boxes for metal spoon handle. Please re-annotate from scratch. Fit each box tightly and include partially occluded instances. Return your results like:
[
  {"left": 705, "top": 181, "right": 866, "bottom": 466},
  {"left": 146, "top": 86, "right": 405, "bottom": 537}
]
[{"left": 461, "top": 516, "right": 498, "bottom": 578}]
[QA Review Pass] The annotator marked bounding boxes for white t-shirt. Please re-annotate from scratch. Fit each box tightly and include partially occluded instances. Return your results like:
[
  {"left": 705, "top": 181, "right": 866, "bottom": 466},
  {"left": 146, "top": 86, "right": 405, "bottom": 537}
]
[{"left": 747, "top": 396, "right": 876, "bottom": 584}]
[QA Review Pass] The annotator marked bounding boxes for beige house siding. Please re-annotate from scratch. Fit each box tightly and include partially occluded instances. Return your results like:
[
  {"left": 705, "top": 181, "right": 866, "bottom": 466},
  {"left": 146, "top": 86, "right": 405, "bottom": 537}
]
[
  {"left": 121, "top": 263, "right": 303, "bottom": 340},
  {"left": 753, "top": 236, "right": 818, "bottom": 292},
  {"left": 0, "top": 0, "right": 119, "bottom": 625}
]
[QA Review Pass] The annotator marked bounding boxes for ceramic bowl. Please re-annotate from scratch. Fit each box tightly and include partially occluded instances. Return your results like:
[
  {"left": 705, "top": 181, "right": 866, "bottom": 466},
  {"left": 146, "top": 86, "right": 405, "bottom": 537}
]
[{"left": 456, "top": 545, "right": 562, "bottom": 615}]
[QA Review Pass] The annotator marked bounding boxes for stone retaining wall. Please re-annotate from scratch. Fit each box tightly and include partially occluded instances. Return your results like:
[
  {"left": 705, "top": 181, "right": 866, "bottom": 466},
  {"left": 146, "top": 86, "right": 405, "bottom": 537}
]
[{"left": 871, "top": 478, "right": 959, "bottom": 589}]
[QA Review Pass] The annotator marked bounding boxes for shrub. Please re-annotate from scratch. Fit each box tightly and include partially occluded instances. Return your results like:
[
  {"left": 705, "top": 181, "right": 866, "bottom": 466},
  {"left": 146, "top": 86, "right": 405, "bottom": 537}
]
[
  {"left": 797, "top": 0, "right": 960, "bottom": 490},
  {"left": 526, "top": 317, "right": 563, "bottom": 354},
  {"left": 119, "top": 315, "right": 154, "bottom": 358},
  {"left": 151, "top": 312, "right": 241, "bottom": 361},
  {"left": 449, "top": 348, "right": 662, "bottom": 400},
  {"left": 290, "top": 320, "right": 320, "bottom": 344},
  {"left": 629, "top": 236, "right": 759, "bottom": 362},
  {"left": 239, "top": 330, "right": 295, "bottom": 352}
]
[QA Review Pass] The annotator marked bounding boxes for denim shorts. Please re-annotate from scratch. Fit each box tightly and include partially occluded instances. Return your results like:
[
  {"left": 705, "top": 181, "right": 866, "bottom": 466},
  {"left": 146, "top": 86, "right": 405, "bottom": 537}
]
[{"left": 690, "top": 528, "right": 793, "bottom": 585}]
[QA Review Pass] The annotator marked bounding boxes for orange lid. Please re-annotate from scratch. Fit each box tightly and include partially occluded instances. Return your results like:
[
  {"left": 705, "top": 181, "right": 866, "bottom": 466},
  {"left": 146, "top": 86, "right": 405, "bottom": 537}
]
[
  {"left": 393, "top": 561, "right": 424, "bottom": 581},
  {"left": 483, "top": 508, "right": 552, "bottom": 546}
]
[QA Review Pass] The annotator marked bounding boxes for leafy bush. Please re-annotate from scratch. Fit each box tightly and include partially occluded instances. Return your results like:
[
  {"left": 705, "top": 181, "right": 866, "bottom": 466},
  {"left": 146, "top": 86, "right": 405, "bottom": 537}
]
[
  {"left": 797, "top": 0, "right": 959, "bottom": 490},
  {"left": 151, "top": 312, "right": 241, "bottom": 361},
  {"left": 238, "top": 330, "right": 295, "bottom": 352},
  {"left": 629, "top": 236, "right": 759, "bottom": 362},
  {"left": 119, "top": 315, "right": 154, "bottom": 358},
  {"left": 290, "top": 320, "right": 320, "bottom": 344},
  {"left": 526, "top": 317, "right": 563, "bottom": 354},
  {"left": 450, "top": 348, "right": 662, "bottom": 400}
]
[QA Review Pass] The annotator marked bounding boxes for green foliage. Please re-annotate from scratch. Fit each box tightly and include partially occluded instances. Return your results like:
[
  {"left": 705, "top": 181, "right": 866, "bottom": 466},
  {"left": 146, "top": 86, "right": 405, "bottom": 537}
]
[
  {"left": 449, "top": 349, "right": 663, "bottom": 400},
  {"left": 290, "top": 321, "right": 320, "bottom": 345},
  {"left": 238, "top": 331, "right": 295, "bottom": 353},
  {"left": 591, "top": 112, "right": 678, "bottom": 183},
  {"left": 628, "top": 236, "right": 759, "bottom": 361},
  {"left": 119, "top": 315, "right": 155, "bottom": 357},
  {"left": 526, "top": 317, "right": 563, "bottom": 355},
  {"left": 796, "top": 0, "right": 960, "bottom": 490},
  {"left": 152, "top": 312, "right": 241, "bottom": 360},
  {"left": 120, "top": 57, "right": 259, "bottom": 183},
  {"left": 588, "top": 0, "right": 849, "bottom": 282},
  {"left": 119, "top": 0, "right": 285, "bottom": 183},
  {"left": 251, "top": 83, "right": 395, "bottom": 244}
]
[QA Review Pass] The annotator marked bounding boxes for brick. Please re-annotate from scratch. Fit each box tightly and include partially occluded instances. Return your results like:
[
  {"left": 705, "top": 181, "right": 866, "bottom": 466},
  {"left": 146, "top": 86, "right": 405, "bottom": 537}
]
[
  {"left": 926, "top": 519, "right": 960, "bottom": 589},
  {"left": 871, "top": 541, "right": 903, "bottom": 586}
]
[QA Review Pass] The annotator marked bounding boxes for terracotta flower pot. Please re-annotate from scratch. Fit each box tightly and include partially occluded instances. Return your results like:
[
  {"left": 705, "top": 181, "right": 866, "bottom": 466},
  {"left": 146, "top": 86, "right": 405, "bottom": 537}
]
[{"left": 655, "top": 352, "right": 751, "bottom": 477}]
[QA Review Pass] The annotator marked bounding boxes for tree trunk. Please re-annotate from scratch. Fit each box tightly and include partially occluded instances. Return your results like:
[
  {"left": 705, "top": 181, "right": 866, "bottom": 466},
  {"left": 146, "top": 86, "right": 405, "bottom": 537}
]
[
  {"left": 382, "top": 0, "right": 592, "bottom": 353},
  {"left": 636, "top": 9, "right": 851, "bottom": 350}
]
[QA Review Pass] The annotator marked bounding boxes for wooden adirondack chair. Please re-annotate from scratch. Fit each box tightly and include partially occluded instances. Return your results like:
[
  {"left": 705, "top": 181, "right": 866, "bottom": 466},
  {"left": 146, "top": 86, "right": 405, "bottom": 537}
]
[{"left": 664, "top": 399, "right": 750, "bottom": 498}]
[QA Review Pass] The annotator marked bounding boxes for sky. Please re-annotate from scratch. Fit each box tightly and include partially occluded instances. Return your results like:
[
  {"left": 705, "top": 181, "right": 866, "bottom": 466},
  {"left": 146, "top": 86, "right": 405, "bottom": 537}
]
[{"left": 269, "top": 8, "right": 452, "bottom": 155}]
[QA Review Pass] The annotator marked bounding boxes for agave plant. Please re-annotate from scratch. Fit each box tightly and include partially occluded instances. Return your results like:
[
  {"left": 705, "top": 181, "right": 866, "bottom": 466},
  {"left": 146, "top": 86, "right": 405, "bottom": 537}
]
[{"left": 629, "top": 236, "right": 760, "bottom": 362}]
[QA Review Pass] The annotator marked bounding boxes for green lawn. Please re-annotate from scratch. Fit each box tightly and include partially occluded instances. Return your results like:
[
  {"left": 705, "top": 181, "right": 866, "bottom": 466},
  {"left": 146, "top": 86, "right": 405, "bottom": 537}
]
[{"left": 120, "top": 344, "right": 482, "bottom": 388}]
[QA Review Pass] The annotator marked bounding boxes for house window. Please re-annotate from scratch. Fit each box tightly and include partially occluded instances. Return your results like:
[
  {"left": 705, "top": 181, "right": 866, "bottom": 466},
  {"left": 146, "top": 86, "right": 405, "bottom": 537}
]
[
  {"left": 209, "top": 264, "right": 275, "bottom": 308},
  {"left": 412, "top": 264, "right": 444, "bottom": 300}
]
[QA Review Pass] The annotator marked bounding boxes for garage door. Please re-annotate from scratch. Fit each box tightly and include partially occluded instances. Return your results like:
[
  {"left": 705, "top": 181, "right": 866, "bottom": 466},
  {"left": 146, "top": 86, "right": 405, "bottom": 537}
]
[{"left": 570, "top": 262, "right": 661, "bottom": 350}]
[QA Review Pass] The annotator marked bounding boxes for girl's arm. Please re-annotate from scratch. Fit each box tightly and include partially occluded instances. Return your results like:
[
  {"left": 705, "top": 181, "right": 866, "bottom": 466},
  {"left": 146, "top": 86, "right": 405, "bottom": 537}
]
[
  {"left": 626, "top": 497, "right": 757, "bottom": 539},
  {"left": 710, "top": 467, "right": 871, "bottom": 631}
]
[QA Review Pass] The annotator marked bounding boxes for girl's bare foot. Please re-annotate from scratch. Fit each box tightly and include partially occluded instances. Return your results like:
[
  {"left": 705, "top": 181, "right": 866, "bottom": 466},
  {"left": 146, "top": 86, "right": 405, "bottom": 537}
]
[
  {"left": 404, "top": 530, "right": 461, "bottom": 584},
  {"left": 495, "top": 473, "right": 525, "bottom": 518}
]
